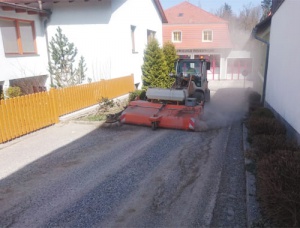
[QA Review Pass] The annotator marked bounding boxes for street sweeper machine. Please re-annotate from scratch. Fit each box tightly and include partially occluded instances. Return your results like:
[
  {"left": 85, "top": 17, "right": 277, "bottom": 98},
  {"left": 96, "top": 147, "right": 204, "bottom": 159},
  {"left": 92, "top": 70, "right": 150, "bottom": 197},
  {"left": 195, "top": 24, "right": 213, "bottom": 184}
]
[{"left": 110, "top": 58, "right": 211, "bottom": 131}]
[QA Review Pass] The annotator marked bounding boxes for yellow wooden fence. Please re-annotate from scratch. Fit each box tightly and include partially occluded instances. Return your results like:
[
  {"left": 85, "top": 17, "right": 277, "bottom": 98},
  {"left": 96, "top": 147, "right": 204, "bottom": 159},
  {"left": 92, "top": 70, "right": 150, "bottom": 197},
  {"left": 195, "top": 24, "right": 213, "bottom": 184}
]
[{"left": 0, "top": 75, "right": 134, "bottom": 143}]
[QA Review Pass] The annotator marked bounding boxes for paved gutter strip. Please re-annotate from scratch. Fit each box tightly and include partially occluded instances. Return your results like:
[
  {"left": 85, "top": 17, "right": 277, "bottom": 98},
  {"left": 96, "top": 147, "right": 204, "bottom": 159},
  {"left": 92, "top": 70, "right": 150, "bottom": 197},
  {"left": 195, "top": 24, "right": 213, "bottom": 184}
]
[
  {"left": 205, "top": 125, "right": 232, "bottom": 226},
  {"left": 243, "top": 124, "right": 261, "bottom": 227},
  {"left": 210, "top": 122, "right": 247, "bottom": 227}
]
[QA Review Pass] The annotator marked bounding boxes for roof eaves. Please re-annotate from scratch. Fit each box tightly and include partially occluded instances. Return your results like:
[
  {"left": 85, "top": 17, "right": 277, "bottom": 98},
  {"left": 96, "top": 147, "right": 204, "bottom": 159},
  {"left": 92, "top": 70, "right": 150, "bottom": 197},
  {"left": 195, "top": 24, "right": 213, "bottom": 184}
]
[
  {"left": 271, "top": 0, "right": 285, "bottom": 15},
  {"left": 154, "top": 0, "right": 168, "bottom": 23},
  {"left": 0, "top": 1, "right": 50, "bottom": 16},
  {"left": 254, "top": 0, "right": 284, "bottom": 28},
  {"left": 255, "top": 14, "right": 272, "bottom": 31}
]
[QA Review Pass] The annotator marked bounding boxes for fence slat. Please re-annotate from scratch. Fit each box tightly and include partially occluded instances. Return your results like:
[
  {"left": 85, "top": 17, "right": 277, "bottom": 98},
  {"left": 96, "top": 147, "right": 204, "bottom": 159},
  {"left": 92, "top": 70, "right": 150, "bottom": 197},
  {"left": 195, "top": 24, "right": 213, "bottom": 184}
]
[
  {"left": 7, "top": 99, "right": 17, "bottom": 139},
  {"left": 0, "top": 100, "right": 6, "bottom": 143}
]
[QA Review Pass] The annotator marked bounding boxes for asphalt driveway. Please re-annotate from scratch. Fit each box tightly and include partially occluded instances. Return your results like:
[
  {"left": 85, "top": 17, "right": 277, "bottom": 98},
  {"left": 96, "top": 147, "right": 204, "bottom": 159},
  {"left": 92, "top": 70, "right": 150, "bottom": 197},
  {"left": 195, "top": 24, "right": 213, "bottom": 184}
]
[{"left": 0, "top": 79, "right": 253, "bottom": 227}]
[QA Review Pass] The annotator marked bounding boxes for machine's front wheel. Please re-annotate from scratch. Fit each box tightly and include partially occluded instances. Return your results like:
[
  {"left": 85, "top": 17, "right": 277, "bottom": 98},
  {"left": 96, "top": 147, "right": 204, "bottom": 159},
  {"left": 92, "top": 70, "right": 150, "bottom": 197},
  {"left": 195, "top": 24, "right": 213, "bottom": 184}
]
[
  {"left": 205, "top": 89, "right": 210, "bottom": 102},
  {"left": 151, "top": 122, "right": 158, "bottom": 130},
  {"left": 194, "top": 91, "right": 205, "bottom": 103}
]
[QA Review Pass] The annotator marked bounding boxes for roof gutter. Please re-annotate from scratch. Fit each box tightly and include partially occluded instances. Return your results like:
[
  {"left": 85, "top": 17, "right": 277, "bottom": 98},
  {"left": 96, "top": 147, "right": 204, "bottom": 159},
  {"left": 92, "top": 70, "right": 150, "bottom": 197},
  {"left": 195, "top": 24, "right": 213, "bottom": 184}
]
[
  {"left": 43, "top": 16, "right": 53, "bottom": 87},
  {"left": 252, "top": 27, "right": 270, "bottom": 105},
  {"left": 0, "top": 1, "right": 49, "bottom": 16}
]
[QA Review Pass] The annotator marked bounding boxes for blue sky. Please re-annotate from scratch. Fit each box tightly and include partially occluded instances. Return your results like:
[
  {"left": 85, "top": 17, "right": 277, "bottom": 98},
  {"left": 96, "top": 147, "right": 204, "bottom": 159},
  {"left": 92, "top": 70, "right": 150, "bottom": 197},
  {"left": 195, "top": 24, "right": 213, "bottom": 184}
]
[{"left": 160, "top": 0, "right": 262, "bottom": 15}]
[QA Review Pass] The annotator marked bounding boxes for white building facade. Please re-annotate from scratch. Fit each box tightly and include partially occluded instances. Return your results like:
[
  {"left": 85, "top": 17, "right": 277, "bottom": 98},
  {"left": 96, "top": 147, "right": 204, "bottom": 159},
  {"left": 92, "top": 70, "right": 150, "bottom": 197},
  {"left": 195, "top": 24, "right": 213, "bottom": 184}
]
[
  {"left": 0, "top": 0, "right": 167, "bottom": 94},
  {"left": 163, "top": 2, "right": 252, "bottom": 82}
]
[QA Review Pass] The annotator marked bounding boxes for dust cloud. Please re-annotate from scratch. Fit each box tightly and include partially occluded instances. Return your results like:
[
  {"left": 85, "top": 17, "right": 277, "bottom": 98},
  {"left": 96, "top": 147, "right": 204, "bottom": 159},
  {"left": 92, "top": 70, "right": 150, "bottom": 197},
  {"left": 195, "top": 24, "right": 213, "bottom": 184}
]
[{"left": 197, "top": 88, "right": 249, "bottom": 131}]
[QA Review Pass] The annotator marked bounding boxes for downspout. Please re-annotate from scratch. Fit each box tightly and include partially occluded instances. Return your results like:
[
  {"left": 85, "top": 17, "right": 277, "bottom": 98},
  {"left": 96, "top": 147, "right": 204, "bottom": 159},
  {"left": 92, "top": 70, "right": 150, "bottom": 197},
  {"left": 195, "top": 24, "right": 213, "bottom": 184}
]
[
  {"left": 43, "top": 13, "right": 53, "bottom": 87},
  {"left": 38, "top": 0, "right": 53, "bottom": 87},
  {"left": 252, "top": 27, "right": 270, "bottom": 105}
]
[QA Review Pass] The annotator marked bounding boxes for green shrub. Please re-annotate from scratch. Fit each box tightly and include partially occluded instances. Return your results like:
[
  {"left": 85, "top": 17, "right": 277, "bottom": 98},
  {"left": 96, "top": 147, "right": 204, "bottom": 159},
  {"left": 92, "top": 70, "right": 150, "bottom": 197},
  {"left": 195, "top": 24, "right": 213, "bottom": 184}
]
[
  {"left": 5, "top": 86, "right": 22, "bottom": 98},
  {"left": 129, "top": 89, "right": 146, "bottom": 102},
  {"left": 257, "top": 150, "right": 300, "bottom": 227},
  {"left": 98, "top": 97, "right": 115, "bottom": 112}
]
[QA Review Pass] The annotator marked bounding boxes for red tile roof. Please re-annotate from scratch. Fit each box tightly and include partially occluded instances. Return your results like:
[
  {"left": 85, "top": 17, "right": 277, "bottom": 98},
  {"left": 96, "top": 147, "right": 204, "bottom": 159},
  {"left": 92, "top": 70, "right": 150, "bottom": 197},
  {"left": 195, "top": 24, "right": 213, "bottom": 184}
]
[
  {"left": 163, "top": 1, "right": 232, "bottom": 49},
  {"left": 165, "top": 1, "right": 227, "bottom": 24}
]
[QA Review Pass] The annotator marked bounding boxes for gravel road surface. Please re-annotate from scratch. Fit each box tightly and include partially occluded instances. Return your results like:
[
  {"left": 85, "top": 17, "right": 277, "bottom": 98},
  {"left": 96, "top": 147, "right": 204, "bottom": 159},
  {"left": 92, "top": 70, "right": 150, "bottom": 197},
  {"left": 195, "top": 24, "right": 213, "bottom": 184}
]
[{"left": 0, "top": 81, "right": 250, "bottom": 227}]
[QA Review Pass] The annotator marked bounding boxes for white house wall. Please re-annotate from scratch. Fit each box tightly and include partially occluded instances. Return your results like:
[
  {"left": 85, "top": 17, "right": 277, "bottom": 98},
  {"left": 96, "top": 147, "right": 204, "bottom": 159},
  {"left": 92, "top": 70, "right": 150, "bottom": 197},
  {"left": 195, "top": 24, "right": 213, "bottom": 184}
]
[
  {"left": 47, "top": 0, "right": 164, "bottom": 86},
  {"left": 47, "top": 0, "right": 112, "bottom": 82},
  {"left": 109, "top": 0, "right": 164, "bottom": 85},
  {"left": 0, "top": 9, "right": 48, "bottom": 88},
  {"left": 227, "top": 50, "right": 251, "bottom": 59},
  {"left": 227, "top": 50, "right": 252, "bottom": 80},
  {"left": 266, "top": 0, "right": 300, "bottom": 134}
]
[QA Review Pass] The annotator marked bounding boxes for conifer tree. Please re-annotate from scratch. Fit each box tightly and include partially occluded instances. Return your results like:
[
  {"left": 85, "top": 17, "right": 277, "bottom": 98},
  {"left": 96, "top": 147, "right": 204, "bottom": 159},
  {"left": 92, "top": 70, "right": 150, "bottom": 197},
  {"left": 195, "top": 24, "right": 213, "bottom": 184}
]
[
  {"left": 163, "top": 41, "right": 178, "bottom": 75},
  {"left": 48, "top": 27, "right": 87, "bottom": 87},
  {"left": 75, "top": 56, "right": 87, "bottom": 84},
  {"left": 142, "top": 38, "right": 171, "bottom": 89}
]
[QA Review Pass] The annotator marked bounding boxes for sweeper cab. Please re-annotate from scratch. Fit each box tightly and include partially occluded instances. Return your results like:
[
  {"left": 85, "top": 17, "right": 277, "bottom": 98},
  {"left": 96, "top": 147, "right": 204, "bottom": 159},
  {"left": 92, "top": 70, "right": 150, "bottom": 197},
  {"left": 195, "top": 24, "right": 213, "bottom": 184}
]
[{"left": 119, "top": 58, "right": 211, "bottom": 131}]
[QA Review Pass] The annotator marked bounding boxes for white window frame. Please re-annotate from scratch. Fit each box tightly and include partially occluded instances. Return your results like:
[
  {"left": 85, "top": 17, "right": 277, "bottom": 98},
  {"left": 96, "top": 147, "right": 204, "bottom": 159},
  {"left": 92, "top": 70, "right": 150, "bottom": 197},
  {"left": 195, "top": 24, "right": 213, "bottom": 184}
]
[
  {"left": 172, "top": 31, "right": 182, "bottom": 43},
  {"left": 202, "top": 30, "right": 213, "bottom": 42}
]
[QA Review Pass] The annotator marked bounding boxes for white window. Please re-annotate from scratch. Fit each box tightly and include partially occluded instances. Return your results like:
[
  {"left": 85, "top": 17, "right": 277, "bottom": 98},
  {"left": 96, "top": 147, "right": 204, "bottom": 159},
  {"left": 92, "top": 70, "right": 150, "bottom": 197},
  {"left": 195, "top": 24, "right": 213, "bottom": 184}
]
[
  {"left": 172, "top": 31, "right": 182, "bottom": 42},
  {"left": 0, "top": 17, "right": 37, "bottom": 55},
  {"left": 202, "top": 30, "right": 213, "bottom": 42},
  {"left": 147, "top": 30, "right": 156, "bottom": 44}
]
